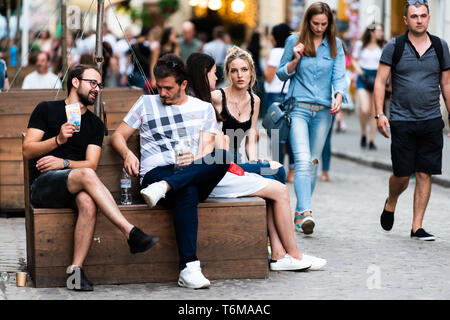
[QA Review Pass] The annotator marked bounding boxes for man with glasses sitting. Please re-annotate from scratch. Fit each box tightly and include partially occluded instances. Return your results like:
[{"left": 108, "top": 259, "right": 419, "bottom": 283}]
[
  {"left": 23, "top": 64, "right": 159, "bottom": 291},
  {"left": 374, "top": 0, "right": 450, "bottom": 240}
]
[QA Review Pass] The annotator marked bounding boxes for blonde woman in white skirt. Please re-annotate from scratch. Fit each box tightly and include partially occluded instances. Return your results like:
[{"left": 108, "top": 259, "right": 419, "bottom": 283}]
[{"left": 186, "top": 52, "right": 327, "bottom": 272}]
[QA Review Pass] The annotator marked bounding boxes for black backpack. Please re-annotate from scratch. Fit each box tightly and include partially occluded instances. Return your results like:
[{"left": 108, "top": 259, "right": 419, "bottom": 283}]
[{"left": 392, "top": 32, "right": 445, "bottom": 72}]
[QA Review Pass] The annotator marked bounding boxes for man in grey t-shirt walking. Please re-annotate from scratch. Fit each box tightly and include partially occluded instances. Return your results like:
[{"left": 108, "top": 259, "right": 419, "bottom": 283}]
[{"left": 374, "top": 0, "right": 450, "bottom": 240}]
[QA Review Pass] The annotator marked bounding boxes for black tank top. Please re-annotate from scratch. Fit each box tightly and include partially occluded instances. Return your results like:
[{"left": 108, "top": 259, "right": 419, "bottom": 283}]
[{"left": 219, "top": 88, "right": 255, "bottom": 162}]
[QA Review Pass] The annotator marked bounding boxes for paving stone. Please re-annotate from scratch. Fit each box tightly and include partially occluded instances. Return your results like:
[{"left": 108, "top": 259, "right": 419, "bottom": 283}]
[{"left": 1, "top": 122, "right": 449, "bottom": 299}]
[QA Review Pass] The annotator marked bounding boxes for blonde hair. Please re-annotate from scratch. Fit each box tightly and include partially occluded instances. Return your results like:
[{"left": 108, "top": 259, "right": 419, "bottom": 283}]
[{"left": 224, "top": 46, "right": 256, "bottom": 89}]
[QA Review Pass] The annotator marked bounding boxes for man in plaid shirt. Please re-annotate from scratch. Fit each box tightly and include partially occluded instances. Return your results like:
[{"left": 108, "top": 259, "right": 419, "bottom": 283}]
[{"left": 112, "top": 54, "right": 230, "bottom": 289}]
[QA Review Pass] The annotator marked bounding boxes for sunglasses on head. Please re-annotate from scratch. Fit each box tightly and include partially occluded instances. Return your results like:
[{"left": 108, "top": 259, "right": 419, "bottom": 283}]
[
  {"left": 161, "top": 60, "right": 180, "bottom": 69},
  {"left": 407, "top": 0, "right": 428, "bottom": 5}
]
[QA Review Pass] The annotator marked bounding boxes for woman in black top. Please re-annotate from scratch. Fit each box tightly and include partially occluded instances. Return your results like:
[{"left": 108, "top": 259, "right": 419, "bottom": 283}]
[
  {"left": 211, "top": 46, "right": 285, "bottom": 183},
  {"left": 158, "top": 27, "right": 180, "bottom": 58},
  {"left": 211, "top": 46, "right": 259, "bottom": 163},
  {"left": 186, "top": 52, "right": 327, "bottom": 272}
]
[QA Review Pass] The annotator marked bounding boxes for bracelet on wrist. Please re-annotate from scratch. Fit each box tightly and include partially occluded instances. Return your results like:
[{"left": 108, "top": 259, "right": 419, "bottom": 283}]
[{"left": 55, "top": 136, "right": 61, "bottom": 147}]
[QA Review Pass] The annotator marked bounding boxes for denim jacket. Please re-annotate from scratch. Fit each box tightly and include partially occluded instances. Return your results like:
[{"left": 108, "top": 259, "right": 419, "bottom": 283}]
[{"left": 276, "top": 34, "right": 348, "bottom": 107}]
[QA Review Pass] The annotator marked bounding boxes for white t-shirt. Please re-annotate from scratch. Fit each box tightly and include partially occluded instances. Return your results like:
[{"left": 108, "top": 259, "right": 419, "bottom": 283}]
[
  {"left": 22, "top": 71, "right": 62, "bottom": 89},
  {"left": 123, "top": 95, "right": 218, "bottom": 181},
  {"left": 264, "top": 48, "right": 289, "bottom": 93},
  {"left": 114, "top": 38, "right": 136, "bottom": 75},
  {"left": 352, "top": 40, "right": 383, "bottom": 70}
]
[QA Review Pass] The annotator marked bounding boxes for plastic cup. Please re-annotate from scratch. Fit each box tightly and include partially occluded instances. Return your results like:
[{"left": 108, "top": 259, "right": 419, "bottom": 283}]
[
  {"left": 16, "top": 272, "right": 27, "bottom": 287},
  {"left": 65, "top": 103, "right": 81, "bottom": 132}
]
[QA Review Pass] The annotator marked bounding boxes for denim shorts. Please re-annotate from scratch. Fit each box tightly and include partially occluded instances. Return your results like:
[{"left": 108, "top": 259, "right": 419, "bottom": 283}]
[
  {"left": 356, "top": 68, "right": 378, "bottom": 91},
  {"left": 30, "top": 169, "right": 77, "bottom": 209}
]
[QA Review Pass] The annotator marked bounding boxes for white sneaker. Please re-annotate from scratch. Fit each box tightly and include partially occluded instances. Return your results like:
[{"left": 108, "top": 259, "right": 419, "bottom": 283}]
[
  {"left": 140, "top": 181, "right": 167, "bottom": 208},
  {"left": 302, "top": 254, "right": 327, "bottom": 271},
  {"left": 178, "top": 261, "right": 211, "bottom": 289},
  {"left": 270, "top": 254, "right": 312, "bottom": 271}
]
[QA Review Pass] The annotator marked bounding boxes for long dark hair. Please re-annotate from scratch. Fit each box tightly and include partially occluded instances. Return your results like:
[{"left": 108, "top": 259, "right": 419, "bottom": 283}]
[
  {"left": 272, "top": 23, "right": 293, "bottom": 48},
  {"left": 186, "top": 53, "right": 223, "bottom": 121},
  {"left": 246, "top": 32, "right": 262, "bottom": 77},
  {"left": 160, "top": 27, "right": 175, "bottom": 53},
  {"left": 296, "top": 1, "right": 338, "bottom": 58},
  {"left": 361, "top": 23, "right": 385, "bottom": 49}
]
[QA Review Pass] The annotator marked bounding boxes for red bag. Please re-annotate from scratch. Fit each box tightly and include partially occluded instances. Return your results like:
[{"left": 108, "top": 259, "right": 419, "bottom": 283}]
[{"left": 228, "top": 162, "right": 244, "bottom": 176}]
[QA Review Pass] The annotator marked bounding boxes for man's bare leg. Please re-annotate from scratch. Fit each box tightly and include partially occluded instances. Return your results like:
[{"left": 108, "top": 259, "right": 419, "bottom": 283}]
[
  {"left": 71, "top": 191, "right": 97, "bottom": 268},
  {"left": 412, "top": 172, "right": 432, "bottom": 233},
  {"left": 385, "top": 174, "right": 410, "bottom": 212},
  {"left": 67, "top": 168, "right": 133, "bottom": 238}
]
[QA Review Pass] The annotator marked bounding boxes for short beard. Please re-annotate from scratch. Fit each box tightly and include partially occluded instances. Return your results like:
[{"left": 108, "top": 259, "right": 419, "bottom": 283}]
[
  {"left": 161, "top": 87, "right": 182, "bottom": 105},
  {"left": 77, "top": 89, "right": 97, "bottom": 106}
]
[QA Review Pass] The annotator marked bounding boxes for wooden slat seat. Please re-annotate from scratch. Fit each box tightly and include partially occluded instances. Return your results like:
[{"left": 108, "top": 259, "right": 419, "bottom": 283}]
[
  {"left": 0, "top": 88, "right": 142, "bottom": 211},
  {"left": 23, "top": 133, "right": 269, "bottom": 287}
]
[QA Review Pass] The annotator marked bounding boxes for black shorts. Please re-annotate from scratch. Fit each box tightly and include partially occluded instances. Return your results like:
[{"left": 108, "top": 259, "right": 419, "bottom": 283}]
[
  {"left": 390, "top": 118, "right": 445, "bottom": 177},
  {"left": 30, "top": 169, "right": 77, "bottom": 209}
]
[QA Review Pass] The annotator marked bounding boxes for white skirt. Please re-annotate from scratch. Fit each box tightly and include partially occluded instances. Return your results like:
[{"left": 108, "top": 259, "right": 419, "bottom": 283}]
[{"left": 209, "top": 171, "right": 269, "bottom": 198}]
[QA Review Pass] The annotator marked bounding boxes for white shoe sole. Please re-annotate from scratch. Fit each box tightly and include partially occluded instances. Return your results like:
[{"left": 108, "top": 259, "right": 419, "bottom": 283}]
[
  {"left": 295, "top": 224, "right": 304, "bottom": 233},
  {"left": 309, "top": 259, "right": 327, "bottom": 271},
  {"left": 270, "top": 260, "right": 312, "bottom": 271},
  {"left": 301, "top": 218, "right": 315, "bottom": 235},
  {"left": 178, "top": 279, "right": 211, "bottom": 289},
  {"left": 411, "top": 236, "right": 436, "bottom": 241},
  {"left": 270, "top": 264, "right": 311, "bottom": 272}
]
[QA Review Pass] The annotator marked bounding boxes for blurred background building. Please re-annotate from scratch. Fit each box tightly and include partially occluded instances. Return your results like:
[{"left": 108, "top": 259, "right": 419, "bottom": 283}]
[{"left": 2, "top": 1, "right": 450, "bottom": 49}]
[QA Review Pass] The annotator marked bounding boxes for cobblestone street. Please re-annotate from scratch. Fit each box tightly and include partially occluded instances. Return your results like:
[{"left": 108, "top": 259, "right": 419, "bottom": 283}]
[{"left": 2, "top": 156, "right": 450, "bottom": 300}]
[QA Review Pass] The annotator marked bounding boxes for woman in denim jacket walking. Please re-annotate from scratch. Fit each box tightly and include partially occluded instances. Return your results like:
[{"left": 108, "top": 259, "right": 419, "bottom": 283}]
[{"left": 276, "top": 2, "right": 347, "bottom": 235}]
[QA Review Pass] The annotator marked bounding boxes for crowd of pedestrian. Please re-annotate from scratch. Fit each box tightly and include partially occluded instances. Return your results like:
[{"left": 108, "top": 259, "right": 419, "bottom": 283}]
[{"left": 3, "top": 0, "right": 450, "bottom": 292}]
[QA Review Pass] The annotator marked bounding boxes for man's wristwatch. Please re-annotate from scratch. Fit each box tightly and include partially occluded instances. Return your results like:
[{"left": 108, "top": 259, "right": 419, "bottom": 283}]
[
  {"left": 63, "top": 159, "right": 70, "bottom": 169},
  {"left": 375, "top": 113, "right": 385, "bottom": 120}
]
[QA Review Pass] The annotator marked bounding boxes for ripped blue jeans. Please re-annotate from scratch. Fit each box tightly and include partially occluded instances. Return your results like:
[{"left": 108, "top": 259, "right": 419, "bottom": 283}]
[{"left": 289, "top": 107, "right": 333, "bottom": 214}]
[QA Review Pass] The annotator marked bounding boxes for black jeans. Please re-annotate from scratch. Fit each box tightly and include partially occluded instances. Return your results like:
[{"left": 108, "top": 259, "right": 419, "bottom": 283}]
[{"left": 141, "top": 150, "right": 231, "bottom": 270}]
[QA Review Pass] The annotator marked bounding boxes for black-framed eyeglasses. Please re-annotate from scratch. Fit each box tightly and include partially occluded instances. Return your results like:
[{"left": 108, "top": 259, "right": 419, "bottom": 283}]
[
  {"left": 79, "top": 78, "right": 104, "bottom": 90},
  {"left": 407, "top": 0, "right": 428, "bottom": 5}
]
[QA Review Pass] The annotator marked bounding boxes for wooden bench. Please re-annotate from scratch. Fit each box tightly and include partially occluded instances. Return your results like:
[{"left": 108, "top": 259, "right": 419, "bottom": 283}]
[
  {"left": 0, "top": 88, "right": 142, "bottom": 211},
  {"left": 23, "top": 133, "right": 269, "bottom": 288}
]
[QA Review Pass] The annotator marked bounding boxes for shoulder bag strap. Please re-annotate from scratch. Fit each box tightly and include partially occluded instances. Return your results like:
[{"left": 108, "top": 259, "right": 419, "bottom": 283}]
[
  {"left": 430, "top": 35, "right": 444, "bottom": 72},
  {"left": 392, "top": 33, "right": 407, "bottom": 71}
]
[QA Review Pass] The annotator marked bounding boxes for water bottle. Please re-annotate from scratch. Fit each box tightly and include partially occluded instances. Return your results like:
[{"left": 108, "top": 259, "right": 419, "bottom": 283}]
[
  {"left": 174, "top": 133, "right": 190, "bottom": 172},
  {"left": 174, "top": 140, "right": 187, "bottom": 172},
  {"left": 120, "top": 168, "right": 132, "bottom": 205}
]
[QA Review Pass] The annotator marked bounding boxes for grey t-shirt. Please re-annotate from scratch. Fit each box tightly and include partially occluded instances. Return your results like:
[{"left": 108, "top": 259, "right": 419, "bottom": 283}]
[{"left": 380, "top": 36, "right": 450, "bottom": 121}]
